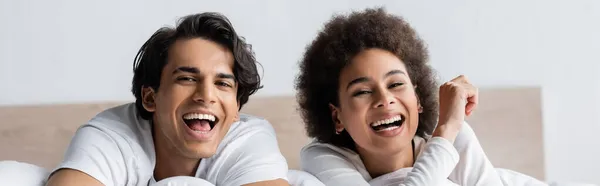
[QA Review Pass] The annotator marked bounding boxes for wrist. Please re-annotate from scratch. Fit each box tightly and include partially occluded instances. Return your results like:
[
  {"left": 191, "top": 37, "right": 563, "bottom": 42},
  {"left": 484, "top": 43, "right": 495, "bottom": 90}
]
[{"left": 432, "top": 121, "right": 462, "bottom": 143}]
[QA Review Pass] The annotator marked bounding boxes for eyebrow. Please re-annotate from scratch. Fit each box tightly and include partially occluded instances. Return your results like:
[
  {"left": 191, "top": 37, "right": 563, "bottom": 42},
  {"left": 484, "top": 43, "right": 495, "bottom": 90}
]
[
  {"left": 385, "top": 70, "right": 405, "bottom": 77},
  {"left": 346, "top": 70, "right": 406, "bottom": 90},
  {"left": 172, "top": 66, "right": 199, "bottom": 74},
  {"left": 217, "top": 73, "right": 236, "bottom": 82},
  {"left": 346, "top": 77, "right": 370, "bottom": 90}
]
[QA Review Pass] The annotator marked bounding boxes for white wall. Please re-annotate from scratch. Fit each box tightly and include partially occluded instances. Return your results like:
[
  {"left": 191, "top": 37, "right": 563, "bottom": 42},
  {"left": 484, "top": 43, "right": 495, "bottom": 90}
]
[{"left": 1, "top": 0, "right": 599, "bottom": 184}]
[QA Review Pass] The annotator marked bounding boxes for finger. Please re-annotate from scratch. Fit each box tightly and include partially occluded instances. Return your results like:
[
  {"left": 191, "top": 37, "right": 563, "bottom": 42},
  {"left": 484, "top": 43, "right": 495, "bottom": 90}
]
[
  {"left": 466, "top": 102, "right": 475, "bottom": 116},
  {"left": 450, "top": 75, "right": 470, "bottom": 84},
  {"left": 465, "top": 85, "right": 478, "bottom": 103},
  {"left": 464, "top": 84, "right": 478, "bottom": 116},
  {"left": 450, "top": 75, "right": 464, "bottom": 82}
]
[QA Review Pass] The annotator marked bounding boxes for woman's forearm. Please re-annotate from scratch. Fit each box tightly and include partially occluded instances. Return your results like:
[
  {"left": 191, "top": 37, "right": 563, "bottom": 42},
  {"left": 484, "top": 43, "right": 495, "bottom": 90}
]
[
  {"left": 368, "top": 137, "right": 459, "bottom": 186},
  {"left": 447, "top": 122, "right": 504, "bottom": 186},
  {"left": 432, "top": 120, "right": 462, "bottom": 144}
]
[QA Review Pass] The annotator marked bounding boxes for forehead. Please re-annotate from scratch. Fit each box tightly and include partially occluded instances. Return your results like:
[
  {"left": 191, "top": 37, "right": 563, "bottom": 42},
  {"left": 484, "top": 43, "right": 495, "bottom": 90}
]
[
  {"left": 165, "top": 38, "right": 234, "bottom": 74},
  {"left": 341, "top": 48, "right": 408, "bottom": 79}
]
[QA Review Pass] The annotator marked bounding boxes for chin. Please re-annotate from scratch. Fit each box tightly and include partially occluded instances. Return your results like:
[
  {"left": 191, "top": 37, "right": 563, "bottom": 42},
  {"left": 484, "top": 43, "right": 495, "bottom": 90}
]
[
  {"left": 377, "top": 136, "right": 412, "bottom": 148},
  {"left": 185, "top": 144, "right": 218, "bottom": 158}
]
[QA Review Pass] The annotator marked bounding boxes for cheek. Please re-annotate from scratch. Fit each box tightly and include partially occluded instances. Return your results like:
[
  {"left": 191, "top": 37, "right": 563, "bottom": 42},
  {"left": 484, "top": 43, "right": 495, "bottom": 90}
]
[
  {"left": 217, "top": 90, "right": 239, "bottom": 118},
  {"left": 339, "top": 109, "right": 371, "bottom": 146},
  {"left": 339, "top": 99, "right": 369, "bottom": 130},
  {"left": 344, "top": 96, "right": 370, "bottom": 112},
  {"left": 220, "top": 88, "right": 238, "bottom": 102},
  {"left": 400, "top": 93, "right": 420, "bottom": 130},
  {"left": 156, "top": 85, "right": 193, "bottom": 112},
  {"left": 395, "top": 90, "right": 419, "bottom": 110}
]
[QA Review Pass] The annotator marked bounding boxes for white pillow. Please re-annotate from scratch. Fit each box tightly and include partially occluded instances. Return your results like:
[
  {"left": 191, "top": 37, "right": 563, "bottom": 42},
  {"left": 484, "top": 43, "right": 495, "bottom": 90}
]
[
  {"left": 0, "top": 161, "right": 49, "bottom": 186},
  {"left": 151, "top": 170, "right": 326, "bottom": 186}
]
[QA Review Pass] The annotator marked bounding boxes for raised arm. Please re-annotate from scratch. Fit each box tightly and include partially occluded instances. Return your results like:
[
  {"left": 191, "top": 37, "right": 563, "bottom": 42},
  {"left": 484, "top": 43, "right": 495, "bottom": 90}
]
[
  {"left": 437, "top": 75, "right": 504, "bottom": 186},
  {"left": 447, "top": 122, "right": 504, "bottom": 186},
  {"left": 300, "top": 136, "right": 460, "bottom": 186}
]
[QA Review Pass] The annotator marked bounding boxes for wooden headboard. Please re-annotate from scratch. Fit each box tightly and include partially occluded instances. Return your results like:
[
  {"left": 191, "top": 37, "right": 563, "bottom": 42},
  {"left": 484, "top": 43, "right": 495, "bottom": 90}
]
[{"left": 0, "top": 87, "right": 544, "bottom": 180}]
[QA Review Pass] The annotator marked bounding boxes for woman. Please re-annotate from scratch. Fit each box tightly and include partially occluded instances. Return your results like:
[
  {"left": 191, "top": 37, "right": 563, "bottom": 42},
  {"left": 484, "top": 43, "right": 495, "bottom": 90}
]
[{"left": 295, "top": 8, "right": 524, "bottom": 186}]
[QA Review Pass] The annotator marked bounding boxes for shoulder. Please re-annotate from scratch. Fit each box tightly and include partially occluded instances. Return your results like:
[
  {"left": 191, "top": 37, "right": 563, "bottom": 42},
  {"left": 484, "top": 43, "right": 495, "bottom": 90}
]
[
  {"left": 89, "top": 103, "right": 149, "bottom": 131},
  {"left": 85, "top": 103, "right": 153, "bottom": 142},
  {"left": 224, "top": 113, "right": 277, "bottom": 140},
  {"left": 300, "top": 140, "right": 363, "bottom": 170},
  {"left": 301, "top": 140, "right": 358, "bottom": 158},
  {"left": 55, "top": 103, "right": 154, "bottom": 185},
  {"left": 77, "top": 103, "right": 154, "bottom": 165},
  {"left": 202, "top": 114, "right": 288, "bottom": 185},
  {"left": 238, "top": 113, "right": 276, "bottom": 132},
  {"left": 299, "top": 140, "right": 372, "bottom": 184},
  {"left": 210, "top": 113, "right": 280, "bottom": 157}
]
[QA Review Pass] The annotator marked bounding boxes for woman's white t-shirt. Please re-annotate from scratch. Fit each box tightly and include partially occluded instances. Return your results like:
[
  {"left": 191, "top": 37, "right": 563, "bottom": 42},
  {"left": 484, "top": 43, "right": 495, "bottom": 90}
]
[
  {"left": 300, "top": 122, "right": 505, "bottom": 186},
  {"left": 52, "top": 103, "right": 289, "bottom": 186}
]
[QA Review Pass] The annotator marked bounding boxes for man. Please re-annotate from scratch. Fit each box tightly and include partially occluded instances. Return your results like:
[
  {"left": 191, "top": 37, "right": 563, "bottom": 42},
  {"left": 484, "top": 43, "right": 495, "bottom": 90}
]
[{"left": 46, "top": 12, "right": 289, "bottom": 186}]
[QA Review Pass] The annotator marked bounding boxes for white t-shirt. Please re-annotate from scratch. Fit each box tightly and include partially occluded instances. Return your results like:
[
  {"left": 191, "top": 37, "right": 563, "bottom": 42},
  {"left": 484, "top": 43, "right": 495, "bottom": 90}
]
[
  {"left": 52, "top": 103, "right": 288, "bottom": 186},
  {"left": 300, "top": 122, "right": 505, "bottom": 186}
]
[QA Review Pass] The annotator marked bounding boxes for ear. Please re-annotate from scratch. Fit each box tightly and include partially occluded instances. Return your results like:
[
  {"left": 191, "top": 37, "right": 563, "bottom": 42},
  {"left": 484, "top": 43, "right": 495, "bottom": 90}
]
[
  {"left": 141, "top": 86, "right": 157, "bottom": 112},
  {"left": 329, "top": 104, "right": 345, "bottom": 134},
  {"left": 414, "top": 86, "right": 423, "bottom": 113},
  {"left": 234, "top": 113, "right": 240, "bottom": 122}
]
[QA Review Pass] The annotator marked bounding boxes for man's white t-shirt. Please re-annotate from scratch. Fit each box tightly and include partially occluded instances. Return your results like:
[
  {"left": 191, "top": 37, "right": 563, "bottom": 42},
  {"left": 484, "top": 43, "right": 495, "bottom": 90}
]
[{"left": 52, "top": 103, "right": 288, "bottom": 186}]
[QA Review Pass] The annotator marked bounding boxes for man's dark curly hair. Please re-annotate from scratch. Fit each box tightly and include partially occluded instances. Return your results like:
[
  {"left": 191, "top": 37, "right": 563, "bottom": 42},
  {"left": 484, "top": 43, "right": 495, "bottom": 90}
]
[
  {"left": 132, "top": 12, "right": 262, "bottom": 120},
  {"left": 295, "top": 7, "right": 439, "bottom": 150}
]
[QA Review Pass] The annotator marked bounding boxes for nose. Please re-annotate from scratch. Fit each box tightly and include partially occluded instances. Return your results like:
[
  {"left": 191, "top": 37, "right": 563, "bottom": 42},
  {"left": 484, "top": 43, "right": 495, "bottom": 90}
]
[
  {"left": 374, "top": 89, "right": 396, "bottom": 108},
  {"left": 192, "top": 82, "right": 217, "bottom": 105}
]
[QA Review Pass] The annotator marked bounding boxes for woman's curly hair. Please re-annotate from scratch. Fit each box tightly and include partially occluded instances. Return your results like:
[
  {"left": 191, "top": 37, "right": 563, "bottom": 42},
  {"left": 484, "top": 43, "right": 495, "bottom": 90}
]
[{"left": 295, "top": 7, "right": 439, "bottom": 150}]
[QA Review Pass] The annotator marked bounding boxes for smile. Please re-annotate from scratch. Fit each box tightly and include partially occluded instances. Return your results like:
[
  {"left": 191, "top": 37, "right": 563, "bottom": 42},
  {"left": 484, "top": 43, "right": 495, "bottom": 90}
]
[
  {"left": 370, "top": 115, "right": 404, "bottom": 132},
  {"left": 182, "top": 113, "right": 219, "bottom": 133}
]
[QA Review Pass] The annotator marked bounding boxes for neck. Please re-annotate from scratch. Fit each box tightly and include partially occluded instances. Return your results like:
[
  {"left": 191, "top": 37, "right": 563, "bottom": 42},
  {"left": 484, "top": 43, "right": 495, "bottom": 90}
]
[
  {"left": 356, "top": 141, "right": 414, "bottom": 178},
  {"left": 152, "top": 125, "right": 200, "bottom": 181}
]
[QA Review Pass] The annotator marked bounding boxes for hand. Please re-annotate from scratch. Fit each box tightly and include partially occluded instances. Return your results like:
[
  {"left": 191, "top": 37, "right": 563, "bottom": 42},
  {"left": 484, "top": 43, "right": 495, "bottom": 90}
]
[
  {"left": 152, "top": 176, "right": 215, "bottom": 186},
  {"left": 433, "top": 75, "right": 478, "bottom": 143}
]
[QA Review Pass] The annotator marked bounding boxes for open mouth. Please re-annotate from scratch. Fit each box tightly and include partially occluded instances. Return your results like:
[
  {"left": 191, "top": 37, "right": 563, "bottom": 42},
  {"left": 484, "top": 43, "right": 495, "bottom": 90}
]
[
  {"left": 370, "top": 115, "right": 404, "bottom": 132},
  {"left": 182, "top": 113, "right": 219, "bottom": 133}
]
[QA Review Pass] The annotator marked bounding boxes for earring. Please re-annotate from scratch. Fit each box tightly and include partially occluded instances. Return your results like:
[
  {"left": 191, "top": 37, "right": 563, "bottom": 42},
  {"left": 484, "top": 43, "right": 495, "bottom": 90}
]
[
  {"left": 335, "top": 129, "right": 344, "bottom": 135},
  {"left": 418, "top": 105, "right": 423, "bottom": 113}
]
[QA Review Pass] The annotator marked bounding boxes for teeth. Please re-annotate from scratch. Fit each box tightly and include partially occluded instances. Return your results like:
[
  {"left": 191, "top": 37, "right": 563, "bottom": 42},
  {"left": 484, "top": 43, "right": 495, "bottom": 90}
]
[
  {"left": 191, "top": 129, "right": 210, "bottom": 133},
  {"left": 371, "top": 116, "right": 402, "bottom": 127},
  {"left": 379, "top": 125, "right": 400, "bottom": 131},
  {"left": 183, "top": 113, "right": 216, "bottom": 122}
]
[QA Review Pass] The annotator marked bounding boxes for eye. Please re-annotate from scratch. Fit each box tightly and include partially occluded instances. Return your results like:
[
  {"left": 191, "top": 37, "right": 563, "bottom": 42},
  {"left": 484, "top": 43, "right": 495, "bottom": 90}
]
[
  {"left": 216, "top": 81, "right": 233, "bottom": 88},
  {"left": 352, "top": 90, "right": 372, "bottom": 97},
  {"left": 176, "top": 77, "right": 196, "bottom": 82},
  {"left": 389, "top": 82, "right": 404, "bottom": 89}
]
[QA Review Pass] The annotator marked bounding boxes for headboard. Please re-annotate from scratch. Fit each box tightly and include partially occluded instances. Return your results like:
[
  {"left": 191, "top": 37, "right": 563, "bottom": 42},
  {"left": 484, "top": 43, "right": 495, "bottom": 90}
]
[{"left": 0, "top": 87, "right": 544, "bottom": 180}]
